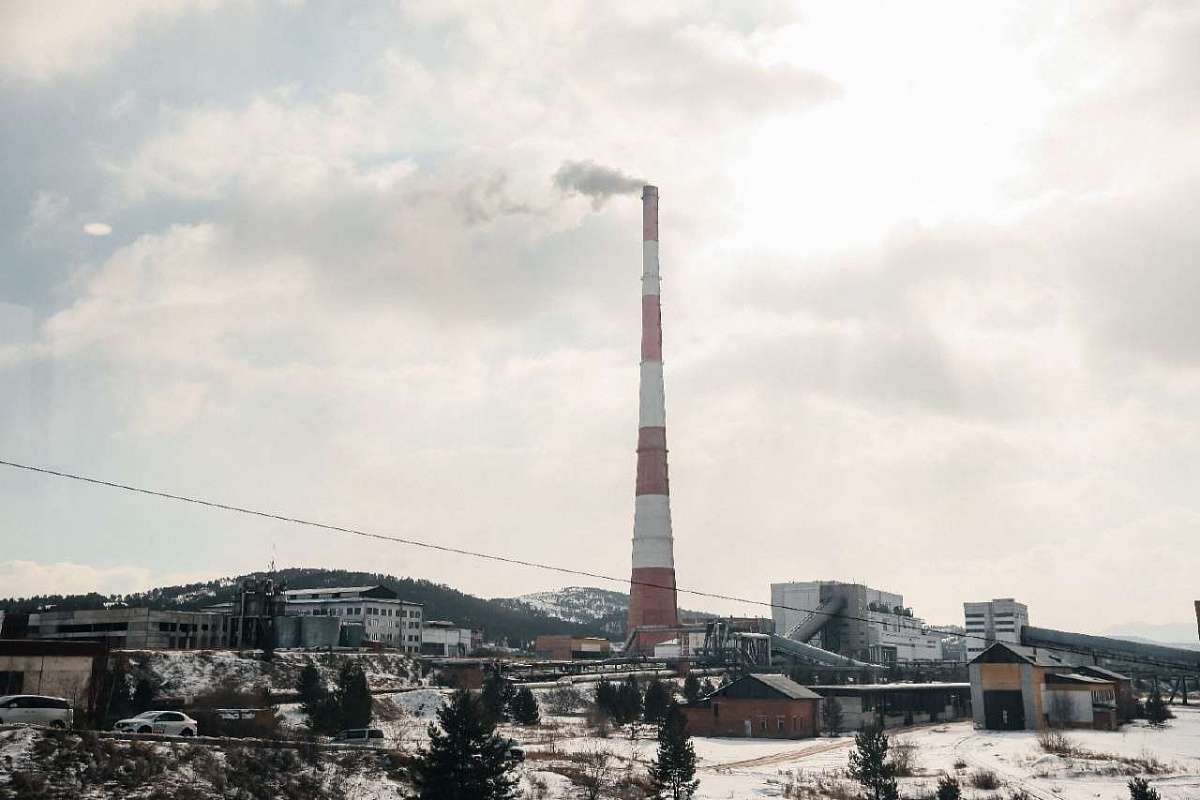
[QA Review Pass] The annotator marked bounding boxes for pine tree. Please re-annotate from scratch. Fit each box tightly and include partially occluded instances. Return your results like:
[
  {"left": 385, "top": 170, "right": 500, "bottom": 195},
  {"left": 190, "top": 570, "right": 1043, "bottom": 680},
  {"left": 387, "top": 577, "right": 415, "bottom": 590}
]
[
  {"left": 594, "top": 679, "right": 618, "bottom": 720},
  {"left": 821, "top": 695, "right": 844, "bottom": 736},
  {"left": 643, "top": 680, "right": 672, "bottom": 724},
  {"left": 682, "top": 674, "right": 701, "bottom": 704},
  {"left": 848, "top": 723, "right": 899, "bottom": 800},
  {"left": 410, "top": 689, "right": 521, "bottom": 800},
  {"left": 616, "top": 676, "right": 643, "bottom": 725},
  {"left": 481, "top": 670, "right": 515, "bottom": 726},
  {"left": 648, "top": 704, "right": 699, "bottom": 800},
  {"left": 298, "top": 661, "right": 338, "bottom": 734},
  {"left": 509, "top": 686, "right": 540, "bottom": 725},
  {"left": 935, "top": 774, "right": 961, "bottom": 800},
  {"left": 1145, "top": 690, "right": 1173, "bottom": 726},
  {"left": 335, "top": 661, "right": 373, "bottom": 729},
  {"left": 1128, "top": 777, "right": 1160, "bottom": 800},
  {"left": 132, "top": 677, "right": 158, "bottom": 714}
]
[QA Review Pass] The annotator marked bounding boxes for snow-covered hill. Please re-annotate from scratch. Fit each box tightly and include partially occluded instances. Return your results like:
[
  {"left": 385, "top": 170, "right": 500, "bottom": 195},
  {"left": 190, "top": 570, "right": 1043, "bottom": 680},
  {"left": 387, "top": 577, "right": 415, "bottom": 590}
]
[{"left": 495, "top": 586, "right": 714, "bottom": 637}]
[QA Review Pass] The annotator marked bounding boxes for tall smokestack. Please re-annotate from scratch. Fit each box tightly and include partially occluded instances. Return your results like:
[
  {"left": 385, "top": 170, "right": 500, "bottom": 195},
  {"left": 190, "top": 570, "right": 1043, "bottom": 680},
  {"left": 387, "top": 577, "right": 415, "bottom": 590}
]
[{"left": 627, "top": 185, "right": 679, "bottom": 650}]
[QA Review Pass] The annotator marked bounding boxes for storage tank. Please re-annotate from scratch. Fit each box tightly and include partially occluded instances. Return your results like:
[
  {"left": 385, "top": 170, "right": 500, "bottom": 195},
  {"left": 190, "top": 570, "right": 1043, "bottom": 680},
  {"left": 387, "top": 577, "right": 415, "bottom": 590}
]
[
  {"left": 300, "top": 615, "right": 340, "bottom": 649},
  {"left": 273, "top": 615, "right": 300, "bottom": 648},
  {"left": 340, "top": 622, "right": 365, "bottom": 648}
]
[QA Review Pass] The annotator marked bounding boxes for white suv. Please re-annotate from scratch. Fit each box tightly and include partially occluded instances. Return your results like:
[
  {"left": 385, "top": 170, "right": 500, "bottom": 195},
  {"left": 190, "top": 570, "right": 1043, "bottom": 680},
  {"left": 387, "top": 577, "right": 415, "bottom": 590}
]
[
  {"left": 0, "top": 695, "right": 73, "bottom": 728},
  {"left": 113, "top": 710, "right": 199, "bottom": 736}
]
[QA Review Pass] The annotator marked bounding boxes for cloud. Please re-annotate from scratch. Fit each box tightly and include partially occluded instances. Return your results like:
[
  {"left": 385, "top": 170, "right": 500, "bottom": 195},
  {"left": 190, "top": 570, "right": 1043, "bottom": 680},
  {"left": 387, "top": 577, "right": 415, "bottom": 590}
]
[
  {"left": 553, "top": 160, "right": 645, "bottom": 208},
  {"left": 83, "top": 222, "right": 112, "bottom": 236},
  {"left": 0, "top": 560, "right": 212, "bottom": 598}
]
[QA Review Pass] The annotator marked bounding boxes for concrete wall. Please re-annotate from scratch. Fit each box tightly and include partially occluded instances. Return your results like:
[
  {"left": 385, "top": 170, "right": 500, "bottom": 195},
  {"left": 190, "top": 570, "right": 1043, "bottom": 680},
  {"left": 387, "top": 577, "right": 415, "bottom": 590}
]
[
  {"left": 683, "top": 698, "right": 819, "bottom": 739},
  {"left": 0, "top": 654, "right": 94, "bottom": 703}
]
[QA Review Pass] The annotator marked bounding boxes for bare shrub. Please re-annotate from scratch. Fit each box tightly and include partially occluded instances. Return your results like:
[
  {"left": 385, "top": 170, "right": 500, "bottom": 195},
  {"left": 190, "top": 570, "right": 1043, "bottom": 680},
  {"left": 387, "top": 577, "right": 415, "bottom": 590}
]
[
  {"left": 952, "top": 758, "right": 967, "bottom": 770},
  {"left": 544, "top": 684, "right": 587, "bottom": 716},
  {"left": 1037, "top": 728, "right": 1079, "bottom": 756},
  {"left": 969, "top": 768, "right": 1002, "bottom": 790},
  {"left": 888, "top": 741, "right": 918, "bottom": 777},
  {"left": 574, "top": 744, "right": 615, "bottom": 800}
]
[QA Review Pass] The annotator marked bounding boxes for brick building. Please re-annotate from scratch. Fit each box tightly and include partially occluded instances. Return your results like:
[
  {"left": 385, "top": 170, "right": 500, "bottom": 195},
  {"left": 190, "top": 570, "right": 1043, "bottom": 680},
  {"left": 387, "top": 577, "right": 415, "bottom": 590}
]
[{"left": 682, "top": 673, "right": 820, "bottom": 739}]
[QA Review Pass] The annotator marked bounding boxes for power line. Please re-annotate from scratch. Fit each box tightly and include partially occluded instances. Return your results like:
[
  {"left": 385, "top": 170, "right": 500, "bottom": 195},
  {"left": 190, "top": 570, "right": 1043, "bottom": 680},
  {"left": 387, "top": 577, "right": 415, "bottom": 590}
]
[{"left": 1, "top": 457, "right": 1196, "bottom": 673}]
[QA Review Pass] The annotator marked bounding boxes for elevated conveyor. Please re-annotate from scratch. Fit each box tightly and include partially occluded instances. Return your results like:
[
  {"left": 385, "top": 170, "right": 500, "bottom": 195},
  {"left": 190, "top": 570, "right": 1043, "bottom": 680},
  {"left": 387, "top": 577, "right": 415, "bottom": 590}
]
[
  {"left": 769, "top": 634, "right": 879, "bottom": 668},
  {"left": 783, "top": 596, "right": 846, "bottom": 642}
]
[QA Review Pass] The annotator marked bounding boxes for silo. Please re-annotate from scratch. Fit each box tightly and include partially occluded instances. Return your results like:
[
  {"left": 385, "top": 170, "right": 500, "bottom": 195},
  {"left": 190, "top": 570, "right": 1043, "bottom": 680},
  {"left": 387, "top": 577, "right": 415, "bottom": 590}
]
[
  {"left": 340, "top": 622, "right": 365, "bottom": 648},
  {"left": 273, "top": 615, "right": 300, "bottom": 648},
  {"left": 300, "top": 615, "right": 340, "bottom": 649}
]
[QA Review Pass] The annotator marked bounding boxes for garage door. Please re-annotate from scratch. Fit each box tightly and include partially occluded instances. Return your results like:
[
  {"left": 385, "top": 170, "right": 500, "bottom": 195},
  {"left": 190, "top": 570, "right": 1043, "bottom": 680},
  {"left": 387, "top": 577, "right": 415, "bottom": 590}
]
[{"left": 982, "top": 690, "right": 1025, "bottom": 730}]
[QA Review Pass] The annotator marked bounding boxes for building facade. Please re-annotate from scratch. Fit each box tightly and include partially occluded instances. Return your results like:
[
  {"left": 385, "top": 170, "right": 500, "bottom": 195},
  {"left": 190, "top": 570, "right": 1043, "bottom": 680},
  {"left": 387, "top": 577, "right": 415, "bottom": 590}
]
[
  {"left": 420, "top": 621, "right": 477, "bottom": 657},
  {"left": 533, "top": 635, "right": 612, "bottom": 661},
  {"left": 683, "top": 674, "right": 820, "bottom": 739},
  {"left": 0, "top": 640, "right": 107, "bottom": 716},
  {"left": 28, "top": 608, "right": 229, "bottom": 650},
  {"left": 964, "top": 598, "right": 1029, "bottom": 660},
  {"left": 282, "top": 586, "right": 423, "bottom": 653}
]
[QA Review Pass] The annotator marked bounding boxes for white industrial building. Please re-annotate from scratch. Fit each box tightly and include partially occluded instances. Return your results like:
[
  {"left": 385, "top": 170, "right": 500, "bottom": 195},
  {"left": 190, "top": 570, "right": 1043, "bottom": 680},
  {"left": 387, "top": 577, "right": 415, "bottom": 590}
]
[
  {"left": 282, "top": 586, "right": 423, "bottom": 653},
  {"left": 771, "top": 581, "right": 948, "bottom": 664},
  {"left": 420, "top": 621, "right": 479, "bottom": 657},
  {"left": 964, "top": 598, "right": 1028, "bottom": 660}
]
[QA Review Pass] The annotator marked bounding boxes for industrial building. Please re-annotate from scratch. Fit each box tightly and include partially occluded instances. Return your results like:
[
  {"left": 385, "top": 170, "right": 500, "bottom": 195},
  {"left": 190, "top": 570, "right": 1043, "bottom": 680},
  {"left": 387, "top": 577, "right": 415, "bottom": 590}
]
[
  {"left": 27, "top": 608, "right": 230, "bottom": 650},
  {"left": 770, "top": 581, "right": 949, "bottom": 664},
  {"left": 281, "top": 586, "right": 423, "bottom": 653},
  {"left": 421, "top": 621, "right": 479, "bottom": 657},
  {"left": 964, "top": 598, "right": 1029, "bottom": 660},
  {"left": 0, "top": 640, "right": 106, "bottom": 717},
  {"left": 534, "top": 635, "right": 612, "bottom": 661},
  {"left": 808, "top": 682, "right": 971, "bottom": 731},
  {"left": 682, "top": 674, "right": 821, "bottom": 739},
  {"left": 627, "top": 184, "right": 680, "bottom": 654},
  {"left": 969, "top": 641, "right": 1120, "bottom": 731}
]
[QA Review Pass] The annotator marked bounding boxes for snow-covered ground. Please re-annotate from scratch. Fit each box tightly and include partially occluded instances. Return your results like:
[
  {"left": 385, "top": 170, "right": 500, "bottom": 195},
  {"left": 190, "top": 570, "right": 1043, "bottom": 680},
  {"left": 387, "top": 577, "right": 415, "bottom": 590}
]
[{"left": 510, "top": 706, "right": 1200, "bottom": 799}]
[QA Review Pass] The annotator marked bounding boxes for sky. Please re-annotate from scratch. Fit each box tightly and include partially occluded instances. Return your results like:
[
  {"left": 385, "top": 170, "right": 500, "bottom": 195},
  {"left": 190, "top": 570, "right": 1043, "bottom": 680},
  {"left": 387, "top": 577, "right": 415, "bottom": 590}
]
[{"left": 1, "top": 1, "right": 1198, "bottom": 640}]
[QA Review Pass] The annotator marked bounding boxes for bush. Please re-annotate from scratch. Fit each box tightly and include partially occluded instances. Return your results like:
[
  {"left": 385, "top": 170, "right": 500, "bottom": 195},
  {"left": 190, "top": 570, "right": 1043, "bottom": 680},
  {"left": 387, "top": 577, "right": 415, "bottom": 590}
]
[
  {"left": 935, "top": 774, "right": 961, "bottom": 800},
  {"left": 968, "top": 769, "right": 1001, "bottom": 790},
  {"left": 888, "top": 742, "right": 917, "bottom": 777}
]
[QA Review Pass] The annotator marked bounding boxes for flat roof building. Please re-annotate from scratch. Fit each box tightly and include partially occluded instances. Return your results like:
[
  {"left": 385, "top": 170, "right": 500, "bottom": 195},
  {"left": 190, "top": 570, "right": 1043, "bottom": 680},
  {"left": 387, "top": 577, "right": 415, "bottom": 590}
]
[
  {"left": 282, "top": 586, "right": 423, "bottom": 653},
  {"left": 28, "top": 608, "right": 229, "bottom": 650},
  {"left": 807, "top": 682, "right": 971, "bottom": 732},
  {"left": 964, "top": 598, "right": 1028, "bottom": 661}
]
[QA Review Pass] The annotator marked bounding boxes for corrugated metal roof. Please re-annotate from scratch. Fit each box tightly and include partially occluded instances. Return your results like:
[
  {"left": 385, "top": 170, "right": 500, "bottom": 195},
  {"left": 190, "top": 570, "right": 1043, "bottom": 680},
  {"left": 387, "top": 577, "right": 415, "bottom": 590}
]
[
  {"left": 282, "top": 586, "right": 383, "bottom": 596},
  {"left": 972, "top": 641, "right": 1073, "bottom": 667}
]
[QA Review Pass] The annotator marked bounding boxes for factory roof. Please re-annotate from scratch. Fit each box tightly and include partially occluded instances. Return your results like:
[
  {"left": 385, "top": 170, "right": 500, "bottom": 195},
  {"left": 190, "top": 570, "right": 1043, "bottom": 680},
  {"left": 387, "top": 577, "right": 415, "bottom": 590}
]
[
  {"left": 748, "top": 673, "right": 823, "bottom": 699},
  {"left": 1075, "top": 664, "right": 1133, "bottom": 682},
  {"left": 970, "top": 641, "right": 1074, "bottom": 668},
  {"left": 282, "top": 585, "right": 398, "bottom": 598}
]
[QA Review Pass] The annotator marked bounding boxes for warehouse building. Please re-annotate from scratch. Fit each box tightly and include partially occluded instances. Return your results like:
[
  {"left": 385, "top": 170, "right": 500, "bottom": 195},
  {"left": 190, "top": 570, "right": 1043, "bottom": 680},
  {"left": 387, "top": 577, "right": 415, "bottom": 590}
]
[
  {"left": 0, "top": 640, "right": 106, "bottom": 717},
  {"left": 683, "top": 673, "right": 820, "bottom": 739},
  {"left": 421, "top": 621, "right": 479, "bottom": 657},
  {"left": 808, "top": 682, "right": 971, "bottom": 731},
  {"left": 534, "top": 635, "right": 612, "bottom": 661},
  {"left": 969, "top": 642, "right": 1118, "bottom": 731}
]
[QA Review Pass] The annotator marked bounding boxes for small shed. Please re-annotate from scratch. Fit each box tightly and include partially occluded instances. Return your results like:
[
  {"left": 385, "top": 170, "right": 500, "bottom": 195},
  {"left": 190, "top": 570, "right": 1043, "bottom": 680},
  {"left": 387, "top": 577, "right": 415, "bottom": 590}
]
[
  {"left": 1074, "top": 665, "right": 1134, "bottom": 722},
  {"left": 682, "top": 673, "right": 820, "bottom": 739}
]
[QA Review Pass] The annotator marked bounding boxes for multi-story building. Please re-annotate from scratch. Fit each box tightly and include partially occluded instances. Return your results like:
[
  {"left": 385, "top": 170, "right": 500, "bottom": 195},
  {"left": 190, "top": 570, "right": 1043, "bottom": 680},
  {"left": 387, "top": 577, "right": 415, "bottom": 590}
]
[
  {"left": 282, "top": 586, "right": 423, "bottom": 653},
  {"left": 27, "top": 608, "right": 230, "bottom": 650},
  {"left": 420, "top": 621, "right": 478, "bottom": 657},
  {"left": 964, "top": 598, "right": 1028, "bottom": 661},
  {"left": 771, "top": 581, "right": 946, "bottom": 664}
]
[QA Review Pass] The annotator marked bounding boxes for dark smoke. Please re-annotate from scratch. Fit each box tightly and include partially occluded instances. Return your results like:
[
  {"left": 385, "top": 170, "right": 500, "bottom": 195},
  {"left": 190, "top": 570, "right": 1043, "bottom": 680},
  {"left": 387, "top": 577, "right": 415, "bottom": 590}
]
[{"left": 553, "top": 160, "right": 645, "bottom": 208}]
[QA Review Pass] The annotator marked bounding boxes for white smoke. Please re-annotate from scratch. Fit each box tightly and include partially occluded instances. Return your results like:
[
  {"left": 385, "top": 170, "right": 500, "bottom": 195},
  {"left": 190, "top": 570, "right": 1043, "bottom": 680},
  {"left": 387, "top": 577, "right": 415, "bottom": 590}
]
[{"left": 553, "top": 160, "right": 645, "bottom": 208}]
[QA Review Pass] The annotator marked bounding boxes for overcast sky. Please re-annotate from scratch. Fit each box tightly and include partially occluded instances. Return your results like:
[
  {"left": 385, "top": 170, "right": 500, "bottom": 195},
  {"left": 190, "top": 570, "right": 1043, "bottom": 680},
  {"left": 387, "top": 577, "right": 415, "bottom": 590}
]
[{"left": 2, "top": 1, "right": 1198, "bottom": 639}]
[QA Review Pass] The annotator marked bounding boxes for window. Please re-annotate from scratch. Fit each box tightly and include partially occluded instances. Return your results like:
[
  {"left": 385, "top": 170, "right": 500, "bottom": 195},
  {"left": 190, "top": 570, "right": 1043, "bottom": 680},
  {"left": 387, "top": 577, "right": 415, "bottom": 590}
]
[{"left": 777, "top": 716, "right": 785, "bottom": 732}]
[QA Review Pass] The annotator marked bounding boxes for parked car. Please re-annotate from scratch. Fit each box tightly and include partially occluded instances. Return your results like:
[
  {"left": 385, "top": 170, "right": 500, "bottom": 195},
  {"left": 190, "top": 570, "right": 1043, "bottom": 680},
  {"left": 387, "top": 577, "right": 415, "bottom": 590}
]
[
  {"left": 0, "top": 695, "right": 73, "bottom": 728},
  {"left": 333, "top": 728, "right": 387, "bottom": 747},
  {"left": 113, "top": 710, "right": 198, "bottom": 736}
]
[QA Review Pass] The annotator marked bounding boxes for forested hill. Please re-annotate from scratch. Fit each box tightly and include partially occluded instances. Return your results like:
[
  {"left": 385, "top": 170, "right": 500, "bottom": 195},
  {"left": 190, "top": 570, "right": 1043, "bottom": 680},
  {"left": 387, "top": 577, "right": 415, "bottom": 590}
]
[{"left": 0, "top": 567, "right": 608, "bottom": 646}]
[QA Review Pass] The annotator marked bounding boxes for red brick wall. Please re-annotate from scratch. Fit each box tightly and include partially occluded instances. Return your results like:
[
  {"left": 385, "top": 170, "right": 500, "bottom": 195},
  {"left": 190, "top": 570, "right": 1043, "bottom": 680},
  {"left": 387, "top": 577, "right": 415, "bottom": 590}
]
[{"left": 683, "top": 698, "right": 819, "bottom": 739}]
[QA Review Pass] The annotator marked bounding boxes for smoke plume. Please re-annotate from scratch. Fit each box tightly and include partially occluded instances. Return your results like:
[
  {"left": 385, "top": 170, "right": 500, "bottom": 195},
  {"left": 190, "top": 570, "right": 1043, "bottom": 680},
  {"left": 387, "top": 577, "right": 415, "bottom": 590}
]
[{"left": 553, "top": 160, "right": 644, "bottom": 208}]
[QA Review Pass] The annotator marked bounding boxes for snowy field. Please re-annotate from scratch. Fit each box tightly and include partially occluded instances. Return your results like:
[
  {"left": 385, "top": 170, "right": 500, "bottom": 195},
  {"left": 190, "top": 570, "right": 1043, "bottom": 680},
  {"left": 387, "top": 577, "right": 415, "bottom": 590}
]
[{"left": 512, "top": 706, "right": 1200, "bottom": 799}]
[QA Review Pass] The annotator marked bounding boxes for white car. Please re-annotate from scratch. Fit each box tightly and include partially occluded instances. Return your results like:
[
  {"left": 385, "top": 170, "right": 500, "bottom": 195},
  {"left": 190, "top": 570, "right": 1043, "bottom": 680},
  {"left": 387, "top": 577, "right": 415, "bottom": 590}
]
[
  {"left": 114, "top": 710, "right": 198, "bottom": 736},
  {"left": 0, "top": 695, "right": 73, "bottom": 728}
]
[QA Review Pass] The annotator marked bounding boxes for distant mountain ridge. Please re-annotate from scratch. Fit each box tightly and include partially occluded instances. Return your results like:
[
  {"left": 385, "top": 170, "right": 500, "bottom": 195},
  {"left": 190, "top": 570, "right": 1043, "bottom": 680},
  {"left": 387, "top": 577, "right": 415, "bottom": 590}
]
[
  {"left": 495, "top": 585, "right": 716, "bottom": 636},
  {"left": 0, "top": 567, "right": 609, "bottom": 646}
]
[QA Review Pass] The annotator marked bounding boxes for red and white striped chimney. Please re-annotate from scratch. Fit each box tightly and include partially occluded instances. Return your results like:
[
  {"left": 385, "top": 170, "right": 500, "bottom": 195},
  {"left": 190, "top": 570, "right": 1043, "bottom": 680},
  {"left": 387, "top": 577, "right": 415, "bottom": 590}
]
[{"left": 627, "top": 185, "right": 679, "bottom": 650}]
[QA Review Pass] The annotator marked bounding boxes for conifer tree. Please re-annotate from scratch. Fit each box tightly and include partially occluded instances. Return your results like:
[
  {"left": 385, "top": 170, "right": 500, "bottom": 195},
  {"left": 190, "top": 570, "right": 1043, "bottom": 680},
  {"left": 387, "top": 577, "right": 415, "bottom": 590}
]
[
  {"left": 1128, "top": 776, "right": 1161, "bottom": 800},
  {"left": 298, "top": 661, "right": 338, "bottom": 734},
  {"left": 509, "top": 686, "right": 540, "bottom": 725},
  {"left": 821, "top": 695, "right": 844, "bottom": 736},
  {"left": 616, "top": 676, "right": 643, "bottom": 724},
  {"left": 481, "top": 670, "right": 515, "bottom": 725},
  {"left": 648, "top": 704, "right": 699, "bottom": 800},
  {"left": 594, "top": 679, "right": 618, "bottom": 719},
  {"left": 1145, "top": 690, "right": 1173, "bottom": 726},
  {"left": 410, "top": 689, "right": 521, "bottom": 800},
  {"left": 682, "top": 674, "right": 701, "bottom": 704},
  {"left": 848, "top": 723, "right": 899, "bottom": 800},
  {"left": 643, "top": 679, "right": 672, "bottom": 724},
  {"left": 335, "top": 661, "right": 373, "bottom": 729}
]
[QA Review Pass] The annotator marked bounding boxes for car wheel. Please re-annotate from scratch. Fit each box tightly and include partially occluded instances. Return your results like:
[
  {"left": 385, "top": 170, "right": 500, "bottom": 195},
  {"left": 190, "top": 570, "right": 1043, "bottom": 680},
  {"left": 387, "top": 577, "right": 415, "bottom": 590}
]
[
  {"left": 181, "top": 728, "right": 194, "bottom": 737},
  {"left": 139, "top": 726, "right": 152, "bottom": 733}
]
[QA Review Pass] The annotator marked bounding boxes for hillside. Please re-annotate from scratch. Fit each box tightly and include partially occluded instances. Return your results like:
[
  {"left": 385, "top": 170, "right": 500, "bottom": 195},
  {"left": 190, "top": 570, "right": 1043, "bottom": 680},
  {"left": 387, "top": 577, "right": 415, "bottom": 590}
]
[
  {"left": 495, "top": 585, "right": 716, "bottom": 636},
  {"left": 0, "top": 568, "right": 609, "bottom": 646}
]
